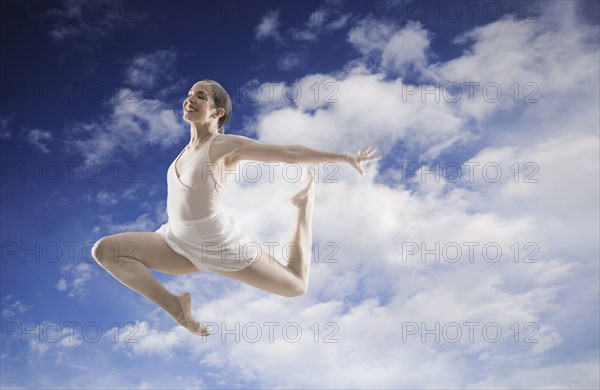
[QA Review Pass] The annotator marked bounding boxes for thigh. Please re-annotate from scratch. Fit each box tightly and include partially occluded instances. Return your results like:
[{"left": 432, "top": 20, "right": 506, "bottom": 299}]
[
  {"left": 211, "top": 248, "right": 303, "bottom": 297},
  {"left": 94, "top": 232, "right": 202, "bottom": 275}
]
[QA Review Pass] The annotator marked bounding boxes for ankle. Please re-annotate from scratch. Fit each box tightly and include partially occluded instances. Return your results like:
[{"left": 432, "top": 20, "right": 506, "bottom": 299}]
[{"left": 167, "top": 294, "right": 182, "bottom": 317}]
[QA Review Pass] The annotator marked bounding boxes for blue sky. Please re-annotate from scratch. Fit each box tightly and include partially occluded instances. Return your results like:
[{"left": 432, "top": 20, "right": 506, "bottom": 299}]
[{"left": 1, "top": 0, "right": 599, "bottom": 388}]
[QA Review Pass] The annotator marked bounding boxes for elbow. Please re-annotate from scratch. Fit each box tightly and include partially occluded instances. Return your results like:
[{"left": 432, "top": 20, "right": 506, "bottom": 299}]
[
  {"left": 287, "top": 145, "right": 308, "bottom": 164},
  {"left": 286, "top": 146, "right": 300, "bottom": 164}
]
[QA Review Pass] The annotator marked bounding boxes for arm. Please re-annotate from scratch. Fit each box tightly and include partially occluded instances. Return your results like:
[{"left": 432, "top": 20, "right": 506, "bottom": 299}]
[
  {"left": 229, "top": 135, "right": 347, "bottom": 164},
  {"left": 289, "top": 145, "right": 349, "bottom": 164},
  {"left": 229, "top": 135, "right": 381, "bottom": 175},
  {"left": 284, "top": 145, "right": 382, "bottom": 173}
]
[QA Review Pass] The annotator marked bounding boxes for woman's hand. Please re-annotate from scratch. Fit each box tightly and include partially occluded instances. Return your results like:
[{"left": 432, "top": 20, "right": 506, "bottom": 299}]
[{"left": 345, "top": 146, "right": 382, "bottom": 175}]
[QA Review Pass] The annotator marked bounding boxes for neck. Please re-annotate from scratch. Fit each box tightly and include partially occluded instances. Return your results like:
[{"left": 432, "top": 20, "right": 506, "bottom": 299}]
[{"left": 188, "top": 123, "right": 217, "bottom": 149}]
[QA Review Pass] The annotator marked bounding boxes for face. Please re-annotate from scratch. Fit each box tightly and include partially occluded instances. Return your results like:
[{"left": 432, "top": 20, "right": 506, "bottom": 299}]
[{"left": 183, "top": 82, "right": 223, "bottom": 125}]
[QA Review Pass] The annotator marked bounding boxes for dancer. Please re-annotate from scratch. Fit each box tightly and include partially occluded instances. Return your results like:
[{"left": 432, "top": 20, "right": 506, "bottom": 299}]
[{"left": 91, "top": 79, "right": 381, "bottom": 336}]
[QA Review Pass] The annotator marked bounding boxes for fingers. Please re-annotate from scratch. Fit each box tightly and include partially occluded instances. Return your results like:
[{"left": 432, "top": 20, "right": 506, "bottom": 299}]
[
  {"left": 363, "top": 145, "right": 377, "bottom": 156},
  {"left": 351, "top": 145, "right": 380, "bottom": 175},
  {"left": 356, "top": 146, "right": 380, "bottom": 161}
]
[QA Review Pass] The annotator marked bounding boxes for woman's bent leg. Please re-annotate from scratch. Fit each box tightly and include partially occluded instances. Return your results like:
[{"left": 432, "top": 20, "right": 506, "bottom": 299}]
[
  {"left": 91, "top": 232, "right": 208, "bottom": 334},
  {"left": 213, "top": 169, "right": 315, "bottom": 297}
]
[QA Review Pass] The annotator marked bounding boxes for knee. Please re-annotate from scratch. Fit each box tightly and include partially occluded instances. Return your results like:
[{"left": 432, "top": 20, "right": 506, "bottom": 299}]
[
  {"left": 284, "top": 280, "right": 307, "bottom": 297},
  {"left": 91, "top": 237, "right": 112, "bottom": 265}
]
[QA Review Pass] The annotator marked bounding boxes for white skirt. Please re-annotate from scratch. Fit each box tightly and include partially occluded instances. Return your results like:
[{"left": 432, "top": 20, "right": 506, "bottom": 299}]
[{"left": 155, "top": 212, "right": 260, "bottom": 272}]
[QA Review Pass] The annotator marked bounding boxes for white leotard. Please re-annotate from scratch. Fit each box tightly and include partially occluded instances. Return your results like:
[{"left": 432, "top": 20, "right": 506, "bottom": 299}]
[
  {"left": 156, "top": 131, "right": 260, "bottom": 270},
  {"left": 166, "top": 132, "right": 224, "bottom": 221}
]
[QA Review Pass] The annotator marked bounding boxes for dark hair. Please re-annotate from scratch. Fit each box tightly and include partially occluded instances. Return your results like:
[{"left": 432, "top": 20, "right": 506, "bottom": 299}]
[{"left": 200, "top": 79, "right": 232, "bottom": 134}]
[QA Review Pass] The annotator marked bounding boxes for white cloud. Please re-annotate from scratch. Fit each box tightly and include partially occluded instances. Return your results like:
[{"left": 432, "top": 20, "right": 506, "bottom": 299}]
[
  {"left": 56, "top": 263, "right": 96, "bottom": 299},
  {"left": 43, "top": 1, "right": 146, "bottom": 48},
  {"left": 112, "top": 321, "right": 189, "bottom": 358},
  {"left": 106, "top": 212, "right": 160, "bottom": 233},
  {"left": 125, "top": 49, "right": 178, "bottom": 90},
  {"left": 289, "top": 4, "right": 351, "bottom": 42},
  {"left": 0, "top": 114, "right": 13, "bottom": 139},
  {"left": 29, "top": 340, "right": 50, "bottom": 356},
  {"left": 347, "top": 14, "right": 395, "bottom": 55},
  {"left": 121, "top": 183, "right": 142, "bottom": 201},
  {"left": 351, "top": 17, "right": 435, "bottom": 76},
  {"left": 1, "top": 295, "right": 32, "bottom": 317},
  {"left": 255, "top": 4, "right": 351, "bottom": 72},
  {"left": 64, "top": 88, "right": 184, "bottom": 165},
  {"left": 456, "top": 132, "right": 599, "bottom": 222},
  {"left": 381, "top": 20, "right": 431, "bottom": 75},
  {"left": 62, "top": 47, "right": 190, "bottom": 165},
  {"left": 277, "top": 50, "right": 303, "bottom": 71},
  {"left": 255, "top": 3, "right": 350, "bottom": 44},
  {"left": 95, "top": 191, "right": 119, "bottom": 206},
  {"left": 423, "top": 4, "right": 599, "bottom": 125},
  {"left": 25, "top": 321, "right": 82, "bottom": 361},
  {"left": 250, "top": 70, "right": 468, "bottom": 160},
  {"left": 137, "top": 376, "right": 206, "bottom": 389},
  {"left": 255, "top": 9, "right": 282, "bottom": 42},
  {"left": 25, "top": 129, "right": 53, "bottom": 154},
  {"left": 55, "top": 278, "right": 68, "bottom": 291}
]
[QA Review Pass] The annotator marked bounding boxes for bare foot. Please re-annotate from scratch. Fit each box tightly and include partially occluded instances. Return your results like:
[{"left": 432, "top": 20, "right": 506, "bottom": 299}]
[
  {"left": 290, "top": 168, "right": 315, "bottom": 208},
  {"left": 169, "top": 293, "right": 211, "bottom": 336}
]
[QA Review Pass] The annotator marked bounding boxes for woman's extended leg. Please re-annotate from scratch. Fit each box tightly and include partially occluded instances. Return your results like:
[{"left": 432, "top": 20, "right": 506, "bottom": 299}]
[
  {"left": 212, "top": 168, "right": 315, "bottom": 296},
  {"left": 91, "top": 232, "right": 209, "bottom": 335}
]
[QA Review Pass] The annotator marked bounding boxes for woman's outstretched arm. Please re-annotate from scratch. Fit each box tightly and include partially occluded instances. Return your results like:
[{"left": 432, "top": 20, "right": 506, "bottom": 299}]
[
  {"left": 228, "top": 135, "right": 381, "bottom": 174},
  {"left": 291, "top": 145, "right": 381, "bottom": 175}
]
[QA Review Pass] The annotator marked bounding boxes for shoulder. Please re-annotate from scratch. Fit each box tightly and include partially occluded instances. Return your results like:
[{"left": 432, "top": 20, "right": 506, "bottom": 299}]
[
  {"left": 212, "top": 133, "right": 254, "bottom": 164},
  {"left": 215, "top": 133, "right": 256, "bottom": 150},
  {"left": 217, "top": 133, "right": 251, "bottom": 143}
]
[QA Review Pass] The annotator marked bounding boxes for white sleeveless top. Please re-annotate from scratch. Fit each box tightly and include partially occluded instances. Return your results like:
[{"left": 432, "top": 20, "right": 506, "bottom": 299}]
[{"left": 166, "top": 132, "right": 224, "bottom": 221}]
